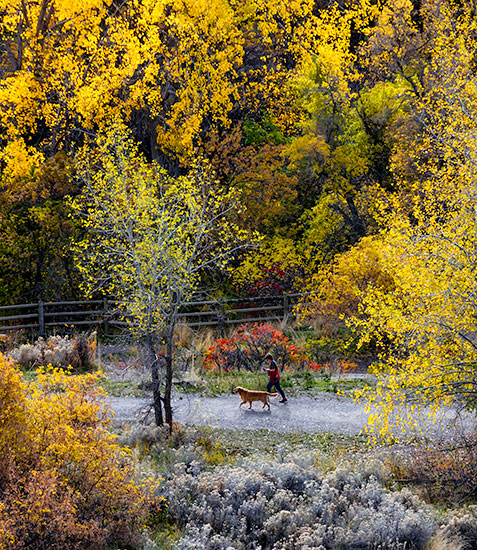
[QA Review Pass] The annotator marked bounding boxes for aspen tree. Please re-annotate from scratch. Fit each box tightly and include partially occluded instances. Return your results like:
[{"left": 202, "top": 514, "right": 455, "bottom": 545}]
[{"left": 71, "top": 122, "right": 251, "bottom": 427}]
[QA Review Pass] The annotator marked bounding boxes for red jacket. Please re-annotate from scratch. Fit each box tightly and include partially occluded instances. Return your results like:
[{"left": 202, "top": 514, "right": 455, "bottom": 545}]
[{"left": 266, "top": 363, "right": 280, "bottom": 384}]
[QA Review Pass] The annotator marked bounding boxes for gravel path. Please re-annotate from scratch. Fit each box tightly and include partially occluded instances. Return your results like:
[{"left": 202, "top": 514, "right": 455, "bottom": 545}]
[{"left": 108, "top": 392, "right": 474, "bottom": 438}]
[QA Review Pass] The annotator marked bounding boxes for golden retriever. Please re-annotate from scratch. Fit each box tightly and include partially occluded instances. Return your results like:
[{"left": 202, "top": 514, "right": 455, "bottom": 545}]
[{"left": 234, "top": 386, "right": 278, "bottom": 410}]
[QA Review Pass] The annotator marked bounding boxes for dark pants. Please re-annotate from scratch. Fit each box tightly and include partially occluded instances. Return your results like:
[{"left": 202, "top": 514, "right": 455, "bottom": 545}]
[{"left": 267, "top": 380, "right": 286, "bottom": 399}]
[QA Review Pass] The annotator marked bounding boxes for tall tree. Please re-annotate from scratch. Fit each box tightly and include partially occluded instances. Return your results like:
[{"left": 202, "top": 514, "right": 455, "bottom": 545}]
[
  {"left": 347, "top": 0, "right": 477, "bottom": 441},
  {"left": 0, "top": 0, "right": 316, "bottom": 168},
  {"left": 286, "top": 0, "right": 405, "bottom": 265},
  {"left": 71, "top": 122, "right": 251, "bottom": 427},
  {"left": 0, "top": 0, "right": 317, "bottom": 301}
]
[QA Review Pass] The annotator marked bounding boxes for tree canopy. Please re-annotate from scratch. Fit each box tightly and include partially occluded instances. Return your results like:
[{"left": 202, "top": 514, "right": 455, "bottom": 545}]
[
  {"left": 1, "top": 0, "right": 477, "bottom": 435},
  {"left": 70, "top": 121, "right": 251, "bottom": 426}
]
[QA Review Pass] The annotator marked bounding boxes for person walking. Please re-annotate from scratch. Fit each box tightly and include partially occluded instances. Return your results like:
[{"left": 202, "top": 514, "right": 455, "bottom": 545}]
[{"left": 264, "top": 353, "right": 287, "bottom": 403}]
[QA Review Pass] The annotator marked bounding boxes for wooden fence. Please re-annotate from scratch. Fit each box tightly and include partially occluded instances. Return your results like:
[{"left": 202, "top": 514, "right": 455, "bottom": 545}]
[{"left": 0, "top": 293, "right": 308, "bottom": 337}]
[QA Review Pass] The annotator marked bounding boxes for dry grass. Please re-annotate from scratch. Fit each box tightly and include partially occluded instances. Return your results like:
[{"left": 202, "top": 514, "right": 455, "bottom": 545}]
[{"left": 425, "top": 532, "right": 463, "bottom": 550}]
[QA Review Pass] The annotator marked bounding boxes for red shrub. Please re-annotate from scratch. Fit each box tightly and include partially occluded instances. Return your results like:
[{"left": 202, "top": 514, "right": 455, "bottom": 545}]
[{"left": 204, "top": 323, "right": 314, "bottom": 371}]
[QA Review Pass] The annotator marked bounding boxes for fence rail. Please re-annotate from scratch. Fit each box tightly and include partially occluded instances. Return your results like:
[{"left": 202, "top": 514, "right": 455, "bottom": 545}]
[{"left": 0, "top": 294, "right": 309, "bottom": 336}]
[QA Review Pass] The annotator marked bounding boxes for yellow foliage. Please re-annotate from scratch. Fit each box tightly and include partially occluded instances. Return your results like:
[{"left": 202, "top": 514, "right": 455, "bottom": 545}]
[
  {"left": 0, "top": 139, "right": 45, "bottom": 200},
  {"left": 286, "top": 135, "right": 330, "bottom": 172},
  {"left": 352, "top": 0, "right": 477, "bottom": 439},
  {"left": 0, "top": 353, "right": 160, "bottom": 549},
  {"left": 71, "top": 121, "right": 252, "bottom": 338},
  {"left": 0, "top": 0, "right": 317, "bottom": 177},
  {"left": 354, "top": 205, "right": 477, "bottom": 442},
  {"left": 291, "top": 0, "right": 477, "bottom": 442},
  {"left": 0, "top": 354, "right": 28, "bottom": 483},
  {"left": 299, "top": 235, "right": 394, "bottom": 323},
  {"left": 232, "top": 235, "right": 305, "bottom": 294}
]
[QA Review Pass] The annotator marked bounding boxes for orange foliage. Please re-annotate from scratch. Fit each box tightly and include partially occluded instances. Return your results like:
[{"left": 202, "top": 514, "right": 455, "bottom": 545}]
[
  {"left": 204, "top": 322, "right": 326, "bottom": 371},
  {"left": 202, "top": 125, "right": 299, "bottom": 235},
  {"left": 0, "top": 354, "right": 160, "bottom": 550},
  {"left": 299, "top": 235, "right": 394, "bottom": 326}
]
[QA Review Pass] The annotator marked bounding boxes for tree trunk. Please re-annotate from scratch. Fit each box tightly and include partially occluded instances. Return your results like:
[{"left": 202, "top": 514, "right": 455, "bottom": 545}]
[
  {"left": 146, "top": 335, "right": 164, "bottom": 426},
  {"left": 151, "top": 358, "right": 164, "bottom": 426},
  {"left": 163, "top": 325, "right": 174, "bottom": 433}
]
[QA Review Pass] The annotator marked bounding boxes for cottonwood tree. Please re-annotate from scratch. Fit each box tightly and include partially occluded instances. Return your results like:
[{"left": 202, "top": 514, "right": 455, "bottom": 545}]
[
  {"left": 0, "top": 0, "right": 317, "bottom": 301},
  {"left": 290, "top": 0, "right": 477, "bottom": 442},
  {"left": 0, "top": 0, "right": 316, "bottom": 176},
  {"left": 71, "top": 123, "right": 252, "bottom": 427},
  {"left": 349, "top": 0, "right": 477, "bottom": 442}
]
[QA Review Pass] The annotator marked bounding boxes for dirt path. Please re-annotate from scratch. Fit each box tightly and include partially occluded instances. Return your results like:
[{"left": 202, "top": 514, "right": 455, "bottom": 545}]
[{"left": 108, "top": 392, "right": 474, "bottom": 439}]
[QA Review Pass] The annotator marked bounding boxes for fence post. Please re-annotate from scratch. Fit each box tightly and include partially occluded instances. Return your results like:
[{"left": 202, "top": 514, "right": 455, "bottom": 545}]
[
  {"left": 38, "top": 300, "right": 45, "bottom": 337},
  {"left": 103, "top": 297, "right": 109, "bottom": 337},
  {"left": 283, "top": 293, "right": 289, "bottom": 322},
  {"left": 217, "top": 300, "right": 225, "bottom": 336}
]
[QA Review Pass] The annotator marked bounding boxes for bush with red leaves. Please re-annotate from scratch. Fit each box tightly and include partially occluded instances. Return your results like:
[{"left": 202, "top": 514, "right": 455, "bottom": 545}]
[{"left": 204, "top": 323, "right": 314, "bottom": 372}]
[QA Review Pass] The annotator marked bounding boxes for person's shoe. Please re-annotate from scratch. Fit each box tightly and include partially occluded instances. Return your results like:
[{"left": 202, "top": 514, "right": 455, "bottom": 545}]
[{"left": 279, "top": 398, "right": 287, "bottom": 403}]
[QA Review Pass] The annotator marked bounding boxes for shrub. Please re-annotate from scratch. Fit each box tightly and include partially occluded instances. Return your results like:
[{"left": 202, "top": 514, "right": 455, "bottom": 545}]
[
  {"left": 158, "top": 455, "right": 435, "bottom": 549},
  {"left": 0, "top": 352, "right": 28, "bottom": 487},
  {"left": 204, "top": 323, "right": 322, "bottom": 372},
  {"left": 247, "top": 266, "right": 291, "bottom": 297},
  {"left": 303, "top": 332, "right": 365, "bottom": 365},
  {"left": 386, "top": 433, "right": 477, "bottom": 504},
  {"left": 9, "top": 332, "right": 96, "bottom": 370},
  {"left": 0, "top": 353, "right": 161, "bottom": 550},
  {"left": 0, "top": 331, "right": 19, "bottom": 353},
  {"left": 440, "top": 507, "right": 477, "bottom": 549}
]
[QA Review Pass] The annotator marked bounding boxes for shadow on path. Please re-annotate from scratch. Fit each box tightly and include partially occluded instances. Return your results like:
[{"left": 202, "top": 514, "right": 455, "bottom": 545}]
[{"left": 109, "top": 392, "right": 475, "bottom": 440}]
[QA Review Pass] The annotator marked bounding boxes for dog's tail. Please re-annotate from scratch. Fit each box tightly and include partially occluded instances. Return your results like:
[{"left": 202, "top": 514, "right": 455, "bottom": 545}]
[{"left": 267, "top": 392, "right": 278, "bottom": 397}]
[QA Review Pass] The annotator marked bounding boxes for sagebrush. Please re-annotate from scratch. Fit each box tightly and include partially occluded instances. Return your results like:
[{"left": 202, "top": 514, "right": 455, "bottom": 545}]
[
  {"left": 157, "top": 453, "right": 434, "bottom": 549},
  {"left": 9, "top": 333, "right": 96, "bottom": 370}
]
